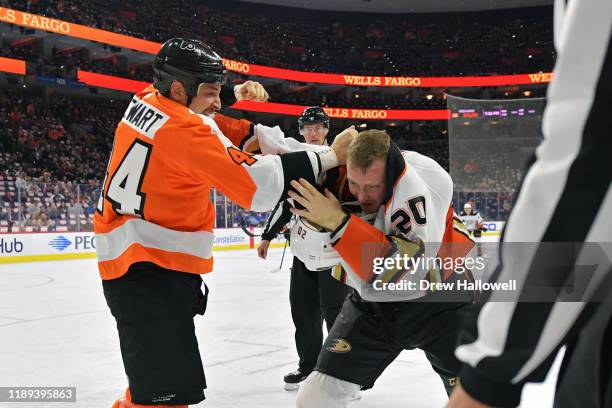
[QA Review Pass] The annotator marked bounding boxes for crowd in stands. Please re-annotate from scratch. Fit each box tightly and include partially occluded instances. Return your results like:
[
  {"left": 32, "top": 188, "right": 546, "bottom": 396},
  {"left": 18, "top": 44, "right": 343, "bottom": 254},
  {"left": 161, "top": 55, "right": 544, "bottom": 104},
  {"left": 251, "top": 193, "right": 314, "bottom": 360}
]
[
  {"left": 3, "top": 0, "right": 554, "bottom": 77},
  {"left": 449, "top": 116, "right": 543, "bottom": 192},
  {"left": 0, "top": 85, "right": 525, "bottom": 233},
  {"left": 0, "top": 89, "right": 120, "bottom": 182},
  {"left": 270, "top": 88, "right": 447, "bottom": 110},
  {"left": 0, "top": 88, "right": 121, "bottom": 232},
  {"left": 0, "top": 38, "right": 155, "bottom": 82},
  {"left": 270, "top": 86, "right": 548, "bottom": 110},
  {"left": 0, "top": 85, "right": 475, "bottom": 232},
  {"left": 0, "top": 163, "right": 101, "bottom": 233},
  {"left": 0, "top": 0, "right": 555, "bottom": 231},
  {"left": 0, "top": 35, "right": 546, "bottom": 113}
]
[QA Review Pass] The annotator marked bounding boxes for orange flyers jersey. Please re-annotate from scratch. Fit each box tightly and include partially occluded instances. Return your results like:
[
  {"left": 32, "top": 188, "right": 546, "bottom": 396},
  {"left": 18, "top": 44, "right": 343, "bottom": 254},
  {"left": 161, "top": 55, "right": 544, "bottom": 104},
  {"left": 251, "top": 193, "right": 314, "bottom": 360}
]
[
  {"left": 94, "top": 85, "right": 285, "bottom": 280},
  {"left": 331, "top": 147, "right": 474, "bottom": 301}
]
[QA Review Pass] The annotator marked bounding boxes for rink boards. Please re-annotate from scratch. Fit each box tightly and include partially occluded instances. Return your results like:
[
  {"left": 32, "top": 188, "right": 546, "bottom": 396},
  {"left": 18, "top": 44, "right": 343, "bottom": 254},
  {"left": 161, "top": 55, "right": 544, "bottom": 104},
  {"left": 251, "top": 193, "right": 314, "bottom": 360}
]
[
  {"left": 0, "top": 228, "right": 287, "bottom": 263},
  {"left": 0, "top": 222, "right": 503, "bottom": 264}
]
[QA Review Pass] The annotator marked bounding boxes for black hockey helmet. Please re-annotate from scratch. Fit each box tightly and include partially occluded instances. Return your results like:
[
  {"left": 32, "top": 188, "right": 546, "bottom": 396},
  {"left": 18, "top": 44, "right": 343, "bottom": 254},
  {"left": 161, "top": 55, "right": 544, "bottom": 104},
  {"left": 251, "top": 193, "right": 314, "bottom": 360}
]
[
  {"left": 298, "top": 106, "right": 330, "bottom": 130},
  {"left": 153, "top": 38, "right": 227, "bottom": 103}
]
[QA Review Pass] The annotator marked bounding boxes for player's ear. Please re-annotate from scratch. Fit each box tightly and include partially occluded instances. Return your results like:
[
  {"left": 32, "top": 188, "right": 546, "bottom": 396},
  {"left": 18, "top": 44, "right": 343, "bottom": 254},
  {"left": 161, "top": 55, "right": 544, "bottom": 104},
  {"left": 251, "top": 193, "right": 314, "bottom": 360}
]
[{"left": 169, "top": 81, "right": 188, "bottom": 105}]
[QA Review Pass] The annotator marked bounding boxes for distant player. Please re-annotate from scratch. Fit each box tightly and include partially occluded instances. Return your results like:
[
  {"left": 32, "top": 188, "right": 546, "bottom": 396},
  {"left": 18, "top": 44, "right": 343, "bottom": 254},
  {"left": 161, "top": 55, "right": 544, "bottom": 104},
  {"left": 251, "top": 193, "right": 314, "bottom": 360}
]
[
  {"left": 95, "top": 38, "right": 354, "bottom": 408},
  {"left": 459, "top": 202, "right": 484, "bottom": 256},
  {"left": 257, "top": 107, "right": 351, "bottom": 392},
  {"left": 289, "top": 130, "right": 476, "bottom": 408}
]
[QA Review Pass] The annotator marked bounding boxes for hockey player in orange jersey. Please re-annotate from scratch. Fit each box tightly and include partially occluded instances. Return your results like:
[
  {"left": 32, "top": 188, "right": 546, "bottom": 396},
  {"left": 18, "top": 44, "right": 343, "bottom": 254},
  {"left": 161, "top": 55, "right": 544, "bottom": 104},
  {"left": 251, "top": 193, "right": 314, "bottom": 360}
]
[{"left": 96, "top": 38, "right": 356, "bottom": 407}]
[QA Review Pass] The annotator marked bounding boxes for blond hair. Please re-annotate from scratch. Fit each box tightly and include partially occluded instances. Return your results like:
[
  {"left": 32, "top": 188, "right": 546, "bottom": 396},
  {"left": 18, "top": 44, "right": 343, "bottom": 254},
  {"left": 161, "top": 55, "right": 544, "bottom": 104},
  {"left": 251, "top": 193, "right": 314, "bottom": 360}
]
[{"left": 347, "top": 129, "right": 390, "bottom": 169}]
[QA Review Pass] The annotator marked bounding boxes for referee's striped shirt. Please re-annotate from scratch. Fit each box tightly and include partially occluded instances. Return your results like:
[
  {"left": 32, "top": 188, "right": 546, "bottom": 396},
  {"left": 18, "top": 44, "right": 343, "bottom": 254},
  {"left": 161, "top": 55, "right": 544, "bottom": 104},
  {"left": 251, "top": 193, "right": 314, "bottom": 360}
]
[{"left": 454, "top": 0, "right": 612, "bottom": 406}]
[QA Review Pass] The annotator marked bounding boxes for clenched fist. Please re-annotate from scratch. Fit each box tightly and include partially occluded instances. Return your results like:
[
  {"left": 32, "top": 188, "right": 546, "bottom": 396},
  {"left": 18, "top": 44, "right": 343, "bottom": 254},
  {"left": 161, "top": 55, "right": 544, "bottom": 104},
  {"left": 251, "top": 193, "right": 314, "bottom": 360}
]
[
  {"left": 234, "top": 80, "right": 269, "bottom": 102},
  {"left": 330, "top": 126, "right": 357, "bottom": 165}
]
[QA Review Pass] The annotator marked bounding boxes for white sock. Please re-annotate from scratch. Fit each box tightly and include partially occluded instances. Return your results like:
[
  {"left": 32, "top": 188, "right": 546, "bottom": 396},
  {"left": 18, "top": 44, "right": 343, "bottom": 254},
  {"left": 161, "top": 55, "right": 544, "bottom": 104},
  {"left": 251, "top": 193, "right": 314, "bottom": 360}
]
[{"left": 296, "top": 371, "right": 361, "bottom": 408}]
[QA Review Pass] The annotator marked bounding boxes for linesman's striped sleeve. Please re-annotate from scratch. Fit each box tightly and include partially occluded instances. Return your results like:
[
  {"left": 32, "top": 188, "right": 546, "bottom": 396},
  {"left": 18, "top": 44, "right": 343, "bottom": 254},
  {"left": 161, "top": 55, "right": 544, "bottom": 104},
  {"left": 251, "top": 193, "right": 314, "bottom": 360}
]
[{"left": 454, "top": 1, "right": 612, "bottom": 406}]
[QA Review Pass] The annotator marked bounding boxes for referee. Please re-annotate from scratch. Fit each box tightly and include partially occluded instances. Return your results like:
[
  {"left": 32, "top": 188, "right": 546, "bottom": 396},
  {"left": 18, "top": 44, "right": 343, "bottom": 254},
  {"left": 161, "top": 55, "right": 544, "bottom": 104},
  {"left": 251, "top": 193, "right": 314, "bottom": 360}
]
[{"left": 448, "top": 1, "right": 612, "bottom": 407}]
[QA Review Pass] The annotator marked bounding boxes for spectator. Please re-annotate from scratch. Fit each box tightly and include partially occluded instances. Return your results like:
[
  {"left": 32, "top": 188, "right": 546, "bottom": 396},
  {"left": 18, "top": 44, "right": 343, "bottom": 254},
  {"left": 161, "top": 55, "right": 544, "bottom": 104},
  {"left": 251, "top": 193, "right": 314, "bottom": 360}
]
[
  {"left": 3, "top": 2, "right": 554, "bottom": 77},
  {"left": 67, "top": 199, "right": 82, "bottom": 217}
]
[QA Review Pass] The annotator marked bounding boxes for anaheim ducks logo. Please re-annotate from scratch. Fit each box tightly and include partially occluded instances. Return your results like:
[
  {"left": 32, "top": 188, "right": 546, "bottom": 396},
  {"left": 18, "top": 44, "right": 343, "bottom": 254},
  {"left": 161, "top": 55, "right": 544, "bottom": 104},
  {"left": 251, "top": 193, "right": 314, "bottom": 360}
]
[{"left": 326, "top": 338, "right": 352, "bottom": 353}]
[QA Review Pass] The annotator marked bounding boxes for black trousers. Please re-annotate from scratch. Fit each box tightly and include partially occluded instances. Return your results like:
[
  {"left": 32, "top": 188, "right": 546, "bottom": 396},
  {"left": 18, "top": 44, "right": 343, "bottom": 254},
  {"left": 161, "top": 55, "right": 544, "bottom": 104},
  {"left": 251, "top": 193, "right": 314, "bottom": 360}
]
[
  {"left": 315, "top": 275, "right": 474, "bottom": 395},
  {"left": 103, "top": 262, "right": 208, "bottom": 405},
  {"left": 554, "top": 302, "right": 612, "bottom": 408},
  {"left": 289, "top": 257, "right": 351, "bottom": 373}
]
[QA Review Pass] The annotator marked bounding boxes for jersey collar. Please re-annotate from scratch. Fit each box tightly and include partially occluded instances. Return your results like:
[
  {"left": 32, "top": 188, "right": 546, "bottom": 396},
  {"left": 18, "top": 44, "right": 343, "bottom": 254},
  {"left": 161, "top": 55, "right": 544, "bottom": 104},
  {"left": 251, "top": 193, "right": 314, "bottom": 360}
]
[{"left": 383, "top": 142, "right": 407, "bottom": 210}]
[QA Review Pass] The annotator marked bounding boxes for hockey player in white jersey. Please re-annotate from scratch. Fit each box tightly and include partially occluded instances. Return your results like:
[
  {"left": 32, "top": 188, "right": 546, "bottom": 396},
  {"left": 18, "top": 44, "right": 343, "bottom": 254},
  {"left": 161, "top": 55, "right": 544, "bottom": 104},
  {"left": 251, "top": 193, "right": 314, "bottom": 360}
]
[
  {"left": 287, "top": 129, "right": 476, "bottom": 408},
  {"left": 459, "top": 202, "right": 484, "bottom": 256}
]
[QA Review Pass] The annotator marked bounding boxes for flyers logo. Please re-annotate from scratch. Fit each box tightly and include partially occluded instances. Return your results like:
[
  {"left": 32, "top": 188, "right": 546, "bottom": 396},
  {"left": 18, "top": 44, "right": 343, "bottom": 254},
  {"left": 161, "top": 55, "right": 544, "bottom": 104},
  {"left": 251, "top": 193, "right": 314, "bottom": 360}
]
[
  {"left": 180, "top": 41, "right": 195, "bottom": 50},
  {"left": 326, "top": 339, "right": 352, "bottom": 353}
]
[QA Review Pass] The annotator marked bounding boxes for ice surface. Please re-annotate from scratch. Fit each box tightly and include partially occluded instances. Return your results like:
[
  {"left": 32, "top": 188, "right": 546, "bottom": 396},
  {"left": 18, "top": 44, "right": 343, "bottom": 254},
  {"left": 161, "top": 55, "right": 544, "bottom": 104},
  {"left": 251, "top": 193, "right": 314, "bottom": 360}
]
[{"left": 0, "top": 245, "right": 559, "bottom": 407}]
